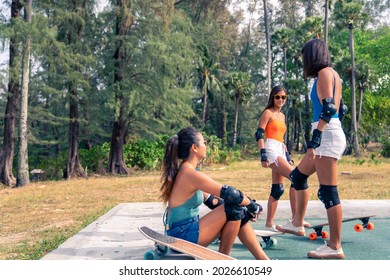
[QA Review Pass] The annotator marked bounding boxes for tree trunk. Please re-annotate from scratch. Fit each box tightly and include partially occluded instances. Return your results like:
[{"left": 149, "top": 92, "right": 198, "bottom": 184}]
[
  {"left": 67, "top": 85, "right": 86, "bottom": 179},
  {"left": 65, "top": 1, "right": 86, "bottom": 179},
  {"left": 16, "top": 0, "right": 32, "bottom": 187},
  {"left": 107, "top": 115, "right": 130, "bottom": 174},
  {"left": 298, "top": 109, "right": 306, "bottom": 151},
  {"left": 324, "top": 0, "right": 329, "bottom": 44},
  {"left": 349, "top": 24, "right": 360, "bottom": 156},
  {"left": 220, "top": 92, "right": 227, "bottom": 148},
  {"left": 107, "top": 0, "right": 132, "bottom": 174},
  {"left": 357, "top": 83, "right": 364, "bottom": 130},
  {"left": 283, "top": 48, "right": 287, "bottom": 80},
  {"left": 0, "top": 0, "right": 23, "bottom": 187},
  {"left": 263, "top": 0, "right": 271, "bottom": 94},
  {"left": 202, "top": 86, "right": 207, "bottom": 126},
  {"left": 233, "top": 94, "right": 240, "bottom": 147}
]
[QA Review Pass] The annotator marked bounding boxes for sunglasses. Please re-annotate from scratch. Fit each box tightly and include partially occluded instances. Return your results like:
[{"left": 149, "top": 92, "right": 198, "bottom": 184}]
[{"left": 274, "top": 95, "right": 287, "bottom": 100}]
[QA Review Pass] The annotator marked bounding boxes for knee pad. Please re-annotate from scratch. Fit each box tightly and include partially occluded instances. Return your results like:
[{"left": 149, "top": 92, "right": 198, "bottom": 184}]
[
  {"left": 270, "top": 184, "right": 284, "bottom": 200},
  {"left": 240, "top": 208, "right": 251, "bottom": 228},
  {"left": 220, "top": 185, "right": 244, "bottom": 205},
  {"left": 289, "top": 168, "right": 309, "bottom": 190},
  {"left": 317, "top": 184, "right": 340, "bottom": 209},
  {"left": 224, "top": 203, "right": 245, "bottom": 221}
]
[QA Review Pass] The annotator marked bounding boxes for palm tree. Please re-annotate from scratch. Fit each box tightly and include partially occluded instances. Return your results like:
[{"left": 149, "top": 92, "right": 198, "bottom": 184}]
[
  {"left": 196, "top": 44, "right": 223, "bottom": 127},
  {"left": 263, "top": 0, "right": 271, "bottom": 93},
  {"left": 224, "top": 72, "right": 255, "bottom": 147},
  {"left": 333, "top": 0, "right": 368, "bottom": 157}
]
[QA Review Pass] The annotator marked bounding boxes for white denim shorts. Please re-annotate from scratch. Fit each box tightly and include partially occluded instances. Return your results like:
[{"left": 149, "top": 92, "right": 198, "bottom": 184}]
[
  {"left": 311, "top": 118, "right": 346, "bottom": 160},
  {"left": 265, "top": 138, "right": 286, "bottom": 165}
]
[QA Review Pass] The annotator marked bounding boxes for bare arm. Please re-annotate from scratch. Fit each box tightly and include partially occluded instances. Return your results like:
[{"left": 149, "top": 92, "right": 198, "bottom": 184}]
[
  {"left": 316, "top": 68, "right": 339, "bottom": 131},
  {"left": 256, "top": 110, "right": 271, "bottom": 150},
  {"left": 185, "top": 168, "right": 253, "bottom": 206}
]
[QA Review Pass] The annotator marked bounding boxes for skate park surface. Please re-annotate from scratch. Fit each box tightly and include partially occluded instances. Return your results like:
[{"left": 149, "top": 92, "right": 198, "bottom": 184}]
[{"left": 41, "top": 200, "right": 390, "bottom": 260}]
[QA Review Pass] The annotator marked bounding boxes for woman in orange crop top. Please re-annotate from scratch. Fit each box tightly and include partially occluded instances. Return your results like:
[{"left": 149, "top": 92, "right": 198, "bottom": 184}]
[{"left": 256, "top": 85, "right": 310, "bottom": 232}]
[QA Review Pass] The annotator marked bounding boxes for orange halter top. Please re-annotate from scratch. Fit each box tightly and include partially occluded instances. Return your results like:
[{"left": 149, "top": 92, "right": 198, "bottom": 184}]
[{"left": 265, "top": 119, "right": 286, "bottom": 143}]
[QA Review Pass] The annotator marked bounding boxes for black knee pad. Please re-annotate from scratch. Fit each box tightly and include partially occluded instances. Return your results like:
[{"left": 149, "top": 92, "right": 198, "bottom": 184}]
[
  {"left": 224, "top": 203, "right": 245, "bottom": 221},
  {"left": 289, "top": 167, "right": 309, "bottom": 190},
  {"left": 240, "top": 208, "right": 251, "bottom": 228},
  {"left": 317, "top": 184, "right": 340, "bottom": 209},
  {"left": 270, "top": 184, "right": 284, "bottom": 200},
  {"left": 220, "top": 185, "right": 244, "bottom": 205}
]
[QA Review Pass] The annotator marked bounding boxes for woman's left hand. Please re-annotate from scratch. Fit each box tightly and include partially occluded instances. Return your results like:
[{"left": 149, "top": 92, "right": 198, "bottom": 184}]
[{"left": 307, "top": 148, "right": 316, "bottom": 160}]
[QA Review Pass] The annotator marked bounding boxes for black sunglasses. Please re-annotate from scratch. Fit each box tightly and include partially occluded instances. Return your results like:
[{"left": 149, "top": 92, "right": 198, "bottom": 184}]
[{"left": 274, "top": 95, "right": 287, "bottom": 100}]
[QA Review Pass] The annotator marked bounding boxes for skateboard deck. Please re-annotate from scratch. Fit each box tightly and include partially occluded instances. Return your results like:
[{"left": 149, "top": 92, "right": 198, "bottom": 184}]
[
  {"left": 138, "top": 226, "right": 236, "bottom": 260},
  {"left": 307, "top": 214, "right": 376, "bottom": 240},
  {"left": 254, "top": 230, "right": 284, "bottom": 248}
]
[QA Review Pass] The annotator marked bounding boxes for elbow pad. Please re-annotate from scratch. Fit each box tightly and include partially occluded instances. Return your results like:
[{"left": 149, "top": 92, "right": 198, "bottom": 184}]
[
  {"left": 255, "top": 127, "right": 265, "bottom": 142},
  {"left": 339, "top": 98, "right": 348, "bottom": 122},
  {"left": 204, "top": 194, "right": 224, "bottom": 210},
  {"left": 220, "top": 185, "right": 244, "bottom": 205},
  {"left": 320, "top": 98, "right": 337, "bottom": 123}
]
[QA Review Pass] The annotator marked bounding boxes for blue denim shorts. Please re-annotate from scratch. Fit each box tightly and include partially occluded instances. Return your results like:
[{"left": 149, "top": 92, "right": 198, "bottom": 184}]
[{"left": 166, "top": 216, "right": 200, "bottom": 244}]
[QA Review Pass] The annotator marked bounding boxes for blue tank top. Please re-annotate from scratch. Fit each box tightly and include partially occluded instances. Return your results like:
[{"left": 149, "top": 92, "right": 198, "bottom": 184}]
[
  {"left": 167, "top": 190, "right": 203, "bottom": 224},
  {"left": 311, "top": 78, "right": 339, "bottom": 122}
]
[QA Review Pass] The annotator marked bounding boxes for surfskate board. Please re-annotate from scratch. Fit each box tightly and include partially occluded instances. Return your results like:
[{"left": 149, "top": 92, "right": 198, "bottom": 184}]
[
  {"left": 307, "top": 214, "right": 376, "bottom": 240},
  {"left": 138, "top": 226, "right": 236, "bottom": 260},
  {"left": 254, "top": 229, "right": 284, "bottom": 248}
]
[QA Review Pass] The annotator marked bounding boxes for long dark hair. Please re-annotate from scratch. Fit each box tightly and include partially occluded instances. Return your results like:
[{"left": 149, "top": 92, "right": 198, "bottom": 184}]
[
  {"left": 301, "top": 38, "right": 331, "bottom": 78},
  {"left": 160, "top": 127, "right": 200, "bottom": 204},
  {"left": 261, "top": 85, "right": 287, "bottom": 116}
]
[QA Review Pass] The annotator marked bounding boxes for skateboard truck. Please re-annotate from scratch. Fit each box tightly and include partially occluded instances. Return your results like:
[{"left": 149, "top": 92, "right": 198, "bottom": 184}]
[
  {"left": 308, "top": 216, "right": 375, "bottom": 241},
  {"left": 354, "top": 217, "right": 374, "bottom": 232}
]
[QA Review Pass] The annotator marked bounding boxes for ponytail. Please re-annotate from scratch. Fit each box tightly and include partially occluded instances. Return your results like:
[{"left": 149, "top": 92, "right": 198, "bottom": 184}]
[
  {"left": 160, "top": 135, "right": 179, "bottom": 204},
  {"left": 160, "top": 127, "right": 200, "bottom": 204}
]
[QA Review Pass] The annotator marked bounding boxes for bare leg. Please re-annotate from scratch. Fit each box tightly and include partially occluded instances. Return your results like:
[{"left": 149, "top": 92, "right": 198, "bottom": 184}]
[
  {"left": 265, "top": 196, "right": 278, "bottom": 228},
  {"left": 218, "top": 221, "right": 240, "bottom": 255},
  {"left": 198, "top": 205, "right": 230, "bottom": 246},
  {"left": 266, "top": 161, "right": 287, "bottom": 228},
  {"left": 315, "top": 156, "right": 342, "bottom": 249},
  {"left": 289, "top": 187, "right": 297, "bottom": 219},
  {"left": 290, "top": 154, "right": 316, "bottom": 227},
  {"left": 238, "top": 223, "right": 270, "bottom": 260}
]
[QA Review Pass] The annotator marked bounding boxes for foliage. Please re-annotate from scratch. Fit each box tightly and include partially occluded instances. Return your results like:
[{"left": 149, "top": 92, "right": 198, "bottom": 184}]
[
  {"left": 380, "top": 137, "right": 390, "bottom": 158},
  {"left": 203, "top": 134, "right": 242, "bottom": 165}
]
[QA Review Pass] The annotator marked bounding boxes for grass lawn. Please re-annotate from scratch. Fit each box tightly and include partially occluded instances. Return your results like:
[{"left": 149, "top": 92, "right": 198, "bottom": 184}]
[{"left": 0, "top": 155, "right": 389, "bottom": 259}]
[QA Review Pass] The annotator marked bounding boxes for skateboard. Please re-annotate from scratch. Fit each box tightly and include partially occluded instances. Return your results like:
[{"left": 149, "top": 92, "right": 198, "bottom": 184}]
[
  {"left": 254, "top": 229, "right": 284, "bottom": 248},
  {"left": 307, "top": 215, "right": 376, "bottom": 240},
  {"left": 138, "top": 226, "right": 236, "bottom": 260}
]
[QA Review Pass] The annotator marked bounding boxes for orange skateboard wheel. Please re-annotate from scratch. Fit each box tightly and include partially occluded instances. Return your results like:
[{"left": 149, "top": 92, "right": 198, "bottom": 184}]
[
  {"left": 366, "top": 222, "right": 374, "bottom": 230},
  {"left": 321, "top": 231, "right": 329, "bottom": 239},
  {"left": 354, "top": 224, "right": 363, "bottom": 232},
  {"left": 309, "top": 233, "right": 317, "bottom": 240}
]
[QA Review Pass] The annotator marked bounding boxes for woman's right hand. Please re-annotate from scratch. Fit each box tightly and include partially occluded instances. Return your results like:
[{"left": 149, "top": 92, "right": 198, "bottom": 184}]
[{"left": 261, "top": 161, "right": 269, "bottom": 168}]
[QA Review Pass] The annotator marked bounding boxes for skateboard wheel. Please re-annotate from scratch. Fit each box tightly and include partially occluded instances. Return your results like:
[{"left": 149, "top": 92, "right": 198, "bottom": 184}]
[
  {"left": 144, "top": 250, "right": 158, "bottom": 260},
  {"left": 366, "top": 222, "right": 374, "bottom": 230},
  {"left": 321, "top": 231, "right": 329, "bottom": 239},
  {"left": 156, "top": 245, "right": 169, "bottom": 256},
  {"left": 268, "top": 237, "right": 277, "bottom": 247},
  {"left": 354, "top": 224, "right": 363, "bottom": 232},
  {"left": 309, "top": 233, "right": 317, "bottom": 240}
]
